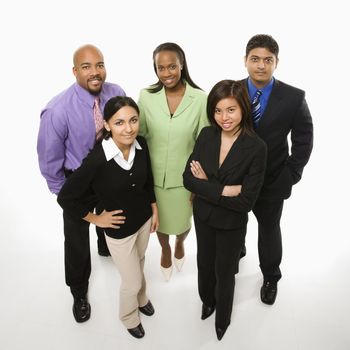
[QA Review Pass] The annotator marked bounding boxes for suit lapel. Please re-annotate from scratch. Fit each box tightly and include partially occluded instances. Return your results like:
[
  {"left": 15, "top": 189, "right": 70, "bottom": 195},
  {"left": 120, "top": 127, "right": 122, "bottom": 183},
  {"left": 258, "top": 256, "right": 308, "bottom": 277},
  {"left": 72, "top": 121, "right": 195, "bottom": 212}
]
[
  {"left": 219, "top": 134, "right": 259, "bottom": 176},
  {"left": 257, "top": 79, "right": 283, "bottom": 131},
  {"left": 155, "top": 88, "right": 171, "bottom": 117},
  {"left": 155, "top": 83, "right": 195, "bottom": 118},
  {"left": 172, "top": 84, "right": 195, "bottom": 118},
  {"left": 201, "top": 128, "right": 221, "bottom": 178}
]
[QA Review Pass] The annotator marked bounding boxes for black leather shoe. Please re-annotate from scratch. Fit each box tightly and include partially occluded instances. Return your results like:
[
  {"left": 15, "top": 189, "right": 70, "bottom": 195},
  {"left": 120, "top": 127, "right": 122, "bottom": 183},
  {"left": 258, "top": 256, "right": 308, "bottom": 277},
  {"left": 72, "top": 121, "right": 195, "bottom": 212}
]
[
  {"left": 201, "top": 304, "right": 215, "bottom": 320},
  {"left": 215, "top": 324, "right": 229, "bottom": 341},
  {"left": 260, "top": 281, "right": 278, "bottom": 305},
  {"left": 127, "top": 323, "right": 145, "bottom": 338},
  {"left": 73, "top": 297, "right": 91, "bottom": 323},
  {"left": 239, "top": 245, "right": 246, "bottom": 259},
  {"left": 139, "top": 301, "right": 155, "bottom": 316}
]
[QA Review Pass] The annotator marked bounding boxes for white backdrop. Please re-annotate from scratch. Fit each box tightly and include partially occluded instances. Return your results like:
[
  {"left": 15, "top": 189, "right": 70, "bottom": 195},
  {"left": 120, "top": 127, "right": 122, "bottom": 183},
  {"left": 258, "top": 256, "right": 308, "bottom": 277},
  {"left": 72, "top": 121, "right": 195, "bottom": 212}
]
[{"left": 0, "top": 0, "right": 349, "bottom": 348}]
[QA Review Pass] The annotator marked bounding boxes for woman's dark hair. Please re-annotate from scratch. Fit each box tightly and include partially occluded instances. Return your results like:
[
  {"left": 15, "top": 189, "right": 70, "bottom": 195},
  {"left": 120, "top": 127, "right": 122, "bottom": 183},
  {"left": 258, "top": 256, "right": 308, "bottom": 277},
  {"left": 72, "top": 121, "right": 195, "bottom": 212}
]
[
  {"left": 147, "top": 42, "right": 202, "bottom": 93},
  {"left": 207, "top": 80, "right": 254, "bottom": 136},
  {"left": 99, "top": 96, "right": 139, "bottom": 140}
]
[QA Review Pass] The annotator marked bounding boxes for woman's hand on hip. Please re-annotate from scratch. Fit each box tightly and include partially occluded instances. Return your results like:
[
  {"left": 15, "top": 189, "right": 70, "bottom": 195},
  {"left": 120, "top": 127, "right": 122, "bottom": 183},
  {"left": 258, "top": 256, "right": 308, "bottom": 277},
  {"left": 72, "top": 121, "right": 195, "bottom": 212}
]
[{"left": 84, "top": 210, "right": 125, "bottom": 228}]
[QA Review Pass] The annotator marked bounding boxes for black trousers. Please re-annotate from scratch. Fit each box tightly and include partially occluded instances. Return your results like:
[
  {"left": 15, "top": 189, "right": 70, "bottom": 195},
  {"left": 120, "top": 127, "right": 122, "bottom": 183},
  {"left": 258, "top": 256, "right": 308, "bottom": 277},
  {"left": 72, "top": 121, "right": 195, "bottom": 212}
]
[
  {"left": 253, "top": 198, "right": 284, "bottom": 283},
  {"left": 194, "top": 215, "right": 246, "bottom": 328},
  {"left": 63, "top": 211, "right": 106, "bottom": 299},
  {"left": 64, "top": 169, "right": 108, "bottom": 254},
  {"left": 95, "top": 203, "right": 109, "bottom": 252}
]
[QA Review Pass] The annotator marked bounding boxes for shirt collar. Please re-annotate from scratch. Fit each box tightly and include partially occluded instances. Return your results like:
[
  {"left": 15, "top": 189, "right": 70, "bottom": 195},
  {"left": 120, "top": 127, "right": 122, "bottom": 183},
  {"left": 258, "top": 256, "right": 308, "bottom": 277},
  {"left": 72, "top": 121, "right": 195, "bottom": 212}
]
[
  {"left": 102, "top": 137, "right": 142, "bottom": 161},
  {"left": 74, "top": 82, "right": 109, "bottom": 108},
  {"left": 247, "top": 77, "right": 274, "bottom": 99}
]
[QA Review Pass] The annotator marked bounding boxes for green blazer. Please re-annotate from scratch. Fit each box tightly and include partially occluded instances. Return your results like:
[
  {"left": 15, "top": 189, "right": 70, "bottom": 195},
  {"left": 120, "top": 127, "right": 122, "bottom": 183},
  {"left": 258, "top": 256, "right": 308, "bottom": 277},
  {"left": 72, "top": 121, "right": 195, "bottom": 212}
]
[{"left": 138, "top": 83, "right": 209, "bottom": 189}]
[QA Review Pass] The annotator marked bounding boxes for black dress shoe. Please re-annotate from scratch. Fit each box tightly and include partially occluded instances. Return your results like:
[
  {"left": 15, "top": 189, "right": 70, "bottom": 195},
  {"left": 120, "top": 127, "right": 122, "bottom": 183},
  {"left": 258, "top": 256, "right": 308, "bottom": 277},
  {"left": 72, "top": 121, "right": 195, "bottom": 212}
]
[
  {"left": 73, "top": 297, "right": 91, "bottom": 323},
  {"left": 127, "top": 323, "right": 145, "bottom": 338},
  {"left": 201, "top": 304, "right": 215, "bottom": 320},
  {"left": 260, "top": 281, "right": 278, "bottom": 305},
  {"left": 215, "top": 324, "right": 229, "bottom": 341},
  {"left": 139, "top": 301, "right": 155, "bottom": 316},
  {"left": 239, "top": 245, "right": 247, "bottom": 259}
]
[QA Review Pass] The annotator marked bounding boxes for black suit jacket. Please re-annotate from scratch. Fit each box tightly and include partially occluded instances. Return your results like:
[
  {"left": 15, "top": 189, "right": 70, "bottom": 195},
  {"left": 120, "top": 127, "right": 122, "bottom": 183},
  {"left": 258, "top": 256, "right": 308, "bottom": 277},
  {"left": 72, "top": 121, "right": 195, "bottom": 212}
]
[
  {"left": 244, "top": 78, "right": 313, "bottom": 200},
  {"left": 183, "top": 127, "right": 267, "bottom": 230}
]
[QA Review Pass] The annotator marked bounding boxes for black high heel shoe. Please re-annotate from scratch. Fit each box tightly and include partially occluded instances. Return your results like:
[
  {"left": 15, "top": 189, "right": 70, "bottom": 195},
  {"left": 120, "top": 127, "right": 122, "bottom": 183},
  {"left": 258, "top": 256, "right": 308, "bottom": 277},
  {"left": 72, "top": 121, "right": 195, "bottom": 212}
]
[
  {"left": 215, "top": 323, "right": 230, "bottom": 341},
  {"left": 201, "top": 304, "right": 215, "bottom": 320}
]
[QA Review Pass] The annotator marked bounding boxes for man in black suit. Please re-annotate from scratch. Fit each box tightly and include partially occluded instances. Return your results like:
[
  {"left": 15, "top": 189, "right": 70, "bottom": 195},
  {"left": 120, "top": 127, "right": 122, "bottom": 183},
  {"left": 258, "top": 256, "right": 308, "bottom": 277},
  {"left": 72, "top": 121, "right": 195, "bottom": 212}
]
[{"left": 243, "top": 34, "right": 313, "bottom": 305}]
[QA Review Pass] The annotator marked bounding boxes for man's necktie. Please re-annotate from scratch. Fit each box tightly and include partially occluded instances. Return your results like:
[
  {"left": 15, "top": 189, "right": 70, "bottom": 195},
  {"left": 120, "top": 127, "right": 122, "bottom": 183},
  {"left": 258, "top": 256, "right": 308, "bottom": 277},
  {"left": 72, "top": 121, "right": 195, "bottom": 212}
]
[
  {"left": 93, "top": 97, "right": 104, "bottom": 139},
  {"left": 251, "top": 90, "right": 262, "bottom": 128}
]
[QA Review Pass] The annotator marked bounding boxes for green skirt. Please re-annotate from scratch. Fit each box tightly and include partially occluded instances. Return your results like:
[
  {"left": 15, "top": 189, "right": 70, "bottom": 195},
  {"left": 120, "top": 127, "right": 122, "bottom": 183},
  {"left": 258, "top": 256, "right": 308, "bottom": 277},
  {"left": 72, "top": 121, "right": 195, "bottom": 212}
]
[{"left": 154, "top": 185, "right": 192, "bottom": 235}]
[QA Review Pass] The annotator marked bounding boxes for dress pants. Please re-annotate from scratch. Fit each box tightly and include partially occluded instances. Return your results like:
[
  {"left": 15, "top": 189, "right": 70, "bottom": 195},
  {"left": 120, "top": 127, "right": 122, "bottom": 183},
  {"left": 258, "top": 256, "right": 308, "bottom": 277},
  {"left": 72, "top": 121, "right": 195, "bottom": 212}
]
[
  {"left": 194, "top": 215, "right": 246, "bottom": 328},
  {"left": 95, "top": 203, "right": 109, "bottom": 253},
  {"left": 64, "top": 170, "right": 109, "bottom": 255},
  {"left": 96, "top": 226, "right": 108, "bottom": 250},
  {"left": 63, "top": 211, "right": 91, "bottom": 299},
  {"left": 253, "top": 198, "right": 284, "bottom": 283},
  {"left": 105, "top": 218, "right": 151, "bottom": 329}
]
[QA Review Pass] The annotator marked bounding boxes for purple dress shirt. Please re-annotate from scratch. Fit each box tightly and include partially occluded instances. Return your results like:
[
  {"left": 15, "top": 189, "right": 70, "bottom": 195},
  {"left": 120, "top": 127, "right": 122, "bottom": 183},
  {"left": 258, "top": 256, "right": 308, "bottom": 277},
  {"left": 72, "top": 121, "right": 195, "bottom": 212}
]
[{"left": 37, "top": 82, "right": 126, "bottom": 194}]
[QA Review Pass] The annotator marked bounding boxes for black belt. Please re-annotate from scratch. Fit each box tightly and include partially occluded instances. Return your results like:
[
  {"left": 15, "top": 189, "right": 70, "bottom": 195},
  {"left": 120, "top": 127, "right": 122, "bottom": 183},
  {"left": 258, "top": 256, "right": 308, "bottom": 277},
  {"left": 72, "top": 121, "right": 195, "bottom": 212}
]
[{"left": 64, "top": 168, "right": 74, "bottom": 178}]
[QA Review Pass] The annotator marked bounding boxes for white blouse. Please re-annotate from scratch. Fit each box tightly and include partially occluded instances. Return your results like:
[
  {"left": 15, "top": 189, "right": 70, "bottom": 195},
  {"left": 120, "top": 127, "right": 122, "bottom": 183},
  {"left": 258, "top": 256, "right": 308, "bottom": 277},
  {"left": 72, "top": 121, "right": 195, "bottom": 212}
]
[{"left": 102, "top": 138, "right": 142, "bottom": 171}]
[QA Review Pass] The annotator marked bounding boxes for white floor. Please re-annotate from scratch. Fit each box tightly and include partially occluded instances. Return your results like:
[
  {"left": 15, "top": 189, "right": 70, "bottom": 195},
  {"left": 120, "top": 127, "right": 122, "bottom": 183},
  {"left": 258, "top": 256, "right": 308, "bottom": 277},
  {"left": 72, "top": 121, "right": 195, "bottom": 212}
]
[{"left": 1, "top": 177, "right": 350, "bottom": 350}]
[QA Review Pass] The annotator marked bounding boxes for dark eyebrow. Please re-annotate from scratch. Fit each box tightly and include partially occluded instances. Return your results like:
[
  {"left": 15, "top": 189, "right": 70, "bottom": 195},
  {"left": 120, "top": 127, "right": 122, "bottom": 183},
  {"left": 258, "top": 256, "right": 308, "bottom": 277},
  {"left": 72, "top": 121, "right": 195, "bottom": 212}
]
[
  {"left": 158, "top": 62, "right": 177, "bottom": 67},
  {"left": 115, "top": 115, "right": 139, "bottom": 122},
  {"left": 251, "top": 55, "right": 274, "bottom": 60},
  {"left": 80, "top": 61, "right": 104, "bottom": 66}
]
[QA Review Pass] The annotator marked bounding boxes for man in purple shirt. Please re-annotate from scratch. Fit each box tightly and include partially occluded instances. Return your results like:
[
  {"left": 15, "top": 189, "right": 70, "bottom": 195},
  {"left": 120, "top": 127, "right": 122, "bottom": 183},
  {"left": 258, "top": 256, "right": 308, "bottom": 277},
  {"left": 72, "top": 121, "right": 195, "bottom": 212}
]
[{"left": 37, "top": 44, "right": 126, "bottom": 323}]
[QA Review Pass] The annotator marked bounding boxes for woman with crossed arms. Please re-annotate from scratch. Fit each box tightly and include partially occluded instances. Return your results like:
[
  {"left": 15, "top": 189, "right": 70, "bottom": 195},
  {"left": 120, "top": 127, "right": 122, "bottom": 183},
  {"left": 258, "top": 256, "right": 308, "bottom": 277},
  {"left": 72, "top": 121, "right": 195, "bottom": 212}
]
[{"left": 183, "top": 80, "right": 267, "bottom": 340}]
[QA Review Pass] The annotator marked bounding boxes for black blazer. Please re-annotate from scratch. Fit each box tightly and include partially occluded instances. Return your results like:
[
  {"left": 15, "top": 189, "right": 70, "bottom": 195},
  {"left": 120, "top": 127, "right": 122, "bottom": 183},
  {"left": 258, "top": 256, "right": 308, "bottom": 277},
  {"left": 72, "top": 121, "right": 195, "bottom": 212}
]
[
  {"left": 183, "top": 127, "right": 267, "bottom": 230},
  {"left": 243, "top": 78, "right": 314, "bottom": 200}
]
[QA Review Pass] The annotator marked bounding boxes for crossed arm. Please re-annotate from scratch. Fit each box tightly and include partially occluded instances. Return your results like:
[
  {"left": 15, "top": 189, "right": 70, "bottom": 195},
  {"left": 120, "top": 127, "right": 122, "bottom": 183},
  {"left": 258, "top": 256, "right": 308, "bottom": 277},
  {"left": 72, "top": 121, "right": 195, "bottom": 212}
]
[{"left": 189, "top": 160, "right": 242, "bottom": 197}]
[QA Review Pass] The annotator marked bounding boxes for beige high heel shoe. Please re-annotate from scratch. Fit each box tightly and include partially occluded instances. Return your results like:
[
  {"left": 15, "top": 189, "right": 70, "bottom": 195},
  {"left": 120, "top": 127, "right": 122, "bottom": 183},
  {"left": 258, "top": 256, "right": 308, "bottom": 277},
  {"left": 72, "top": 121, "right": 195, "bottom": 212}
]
[
  {"left": 174, "top": 256, "right": 185, "bottom": 271},
  {"left": 161, "top": 265, "right": 173, "bottom": 281}
]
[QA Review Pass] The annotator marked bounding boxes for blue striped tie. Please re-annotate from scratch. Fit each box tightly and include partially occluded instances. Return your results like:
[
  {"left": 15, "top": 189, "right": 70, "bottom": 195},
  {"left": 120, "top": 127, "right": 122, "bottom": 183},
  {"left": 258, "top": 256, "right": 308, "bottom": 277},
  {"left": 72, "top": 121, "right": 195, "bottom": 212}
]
[{"left": 252, "top": 90, "right": 262, "bottom": 128}]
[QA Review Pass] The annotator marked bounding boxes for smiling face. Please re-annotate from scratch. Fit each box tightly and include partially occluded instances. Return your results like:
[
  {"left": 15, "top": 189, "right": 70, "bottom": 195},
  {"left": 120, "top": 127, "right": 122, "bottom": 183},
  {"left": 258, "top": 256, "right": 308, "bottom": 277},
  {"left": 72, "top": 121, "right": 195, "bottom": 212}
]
[
  {"left": 73, "top": 45, "right": 106, "bottom": 95},
  {"left": 104, "top": 106, "right": 139, "bottom": 150},
  {"left": 154, "top": 50, "right": 183, "bottom": 90},
  {"left": 214, "top": 97, "right": 242, "bottom": 135},
  {"left": 245, "top": 47, "right": 278, "bottom": 88}
]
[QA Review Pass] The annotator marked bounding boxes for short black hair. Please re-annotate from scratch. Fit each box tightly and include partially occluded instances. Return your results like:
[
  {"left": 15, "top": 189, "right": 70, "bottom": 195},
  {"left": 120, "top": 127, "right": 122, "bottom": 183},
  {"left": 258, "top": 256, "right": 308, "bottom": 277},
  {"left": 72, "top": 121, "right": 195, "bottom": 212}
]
[{"left": 246, "top": 34, "right": 279, "bottom": 58}]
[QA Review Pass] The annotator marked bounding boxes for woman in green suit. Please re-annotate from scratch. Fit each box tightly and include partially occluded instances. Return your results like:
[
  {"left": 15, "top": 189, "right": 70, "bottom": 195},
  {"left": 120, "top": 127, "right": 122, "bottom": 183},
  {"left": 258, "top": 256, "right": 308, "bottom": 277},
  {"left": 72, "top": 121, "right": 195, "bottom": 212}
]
[{"left": 138, "top": 42, "right": 208, "bottom": 281}]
